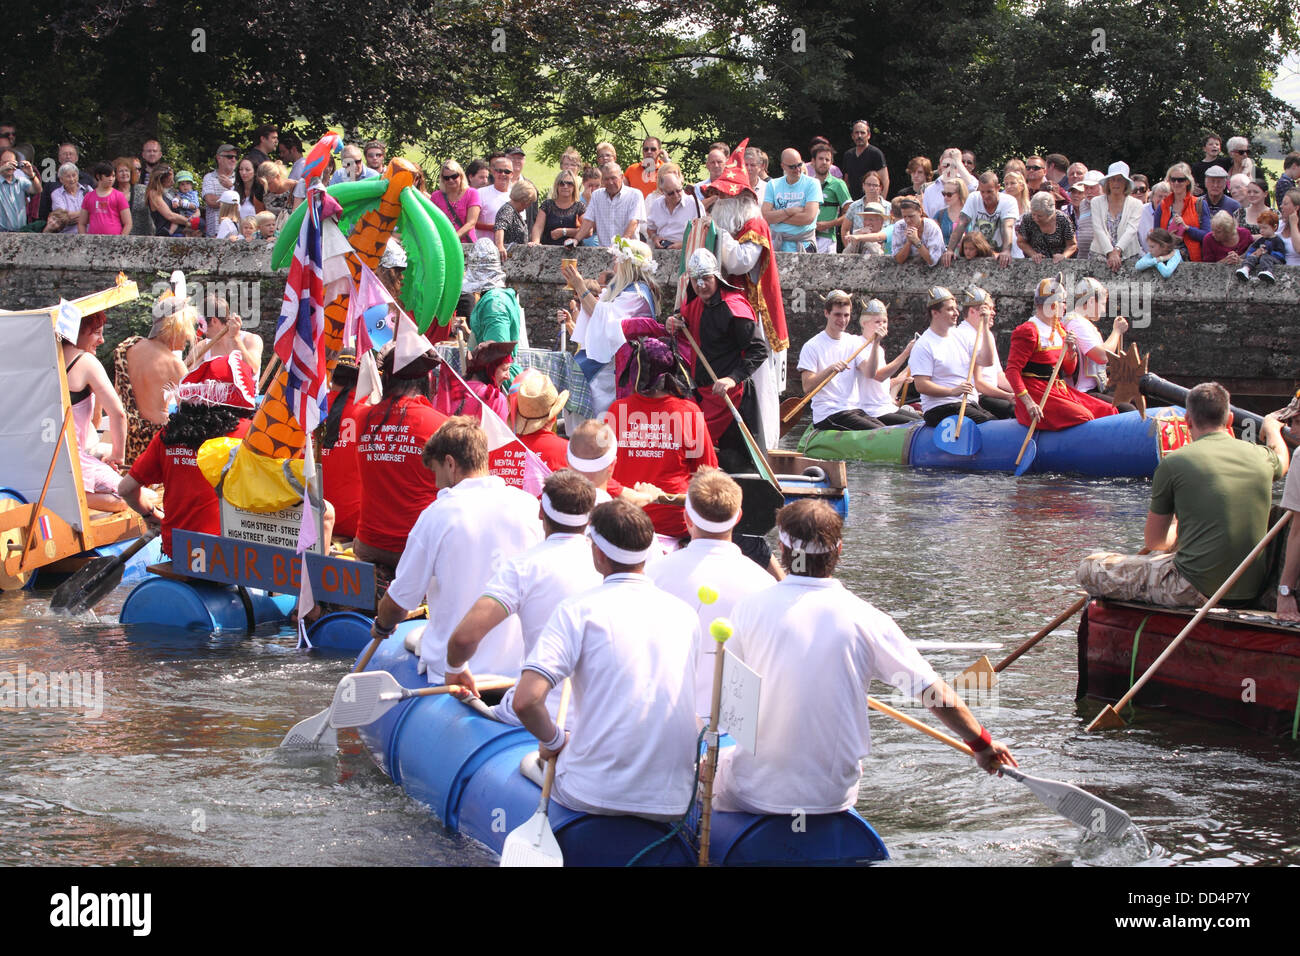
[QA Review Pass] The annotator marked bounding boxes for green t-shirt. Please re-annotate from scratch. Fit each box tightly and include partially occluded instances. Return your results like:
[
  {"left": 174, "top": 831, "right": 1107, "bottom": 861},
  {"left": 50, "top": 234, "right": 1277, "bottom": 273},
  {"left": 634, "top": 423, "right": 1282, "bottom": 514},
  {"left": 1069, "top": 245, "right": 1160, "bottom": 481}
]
[
  {"left": 816, "top": 176, "right": 850, "bottom": 231},
  {"left": 1149, "top": 431, "right": 1282, "bottom": 601},
  {"left": 469, "top": 287, "right": 522, "bottom": 378}
]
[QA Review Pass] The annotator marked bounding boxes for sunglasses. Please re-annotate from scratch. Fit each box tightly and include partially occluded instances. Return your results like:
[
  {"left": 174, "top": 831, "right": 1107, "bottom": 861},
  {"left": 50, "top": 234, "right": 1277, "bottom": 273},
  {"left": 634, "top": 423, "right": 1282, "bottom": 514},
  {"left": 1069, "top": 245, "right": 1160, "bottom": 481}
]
[
  {"left": 942, "top": 191, "right": 956, "bottom": 197},
  {"left": 221, "top": 153, "right": 237, "bottom": 159},
  {"left": 492, "top": 168, "right": 511, "bottom": 174},
  {"left": 1026, "top": 164, "right": 1045, "bottom": 171},
  {"left": 1133, "top": 187, "right": 1148, "bottom": 195},
  {"left": 1231, "top": 149, "right": 1247, "bottom": 154},
  {"left": 1169, "top": 176, "right": 1189, "bottom": 183},
  {"left": 441, "top": 173, "right": 461, "bottom": 180},
  {"left": 557, "top": 180, "right": 574, "bottom": 186},
  {"left": 642, "top": 147, "right": 658, "bottom": 154}
]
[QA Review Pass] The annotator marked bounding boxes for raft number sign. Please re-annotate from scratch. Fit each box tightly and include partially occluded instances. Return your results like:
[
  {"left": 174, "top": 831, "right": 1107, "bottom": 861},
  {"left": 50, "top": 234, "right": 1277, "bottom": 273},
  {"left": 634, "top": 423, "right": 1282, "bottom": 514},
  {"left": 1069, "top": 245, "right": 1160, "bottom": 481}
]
[{"left": 171, "top": 529, "right": 376, "bottom": 610}]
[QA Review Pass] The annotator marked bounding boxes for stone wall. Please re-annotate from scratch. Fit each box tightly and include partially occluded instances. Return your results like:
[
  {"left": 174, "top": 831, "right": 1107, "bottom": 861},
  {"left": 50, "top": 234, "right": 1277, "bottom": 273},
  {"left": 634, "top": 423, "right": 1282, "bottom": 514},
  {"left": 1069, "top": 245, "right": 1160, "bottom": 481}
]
[{"left": 2, "top": 233, "right": 1296, "bottom": 404}]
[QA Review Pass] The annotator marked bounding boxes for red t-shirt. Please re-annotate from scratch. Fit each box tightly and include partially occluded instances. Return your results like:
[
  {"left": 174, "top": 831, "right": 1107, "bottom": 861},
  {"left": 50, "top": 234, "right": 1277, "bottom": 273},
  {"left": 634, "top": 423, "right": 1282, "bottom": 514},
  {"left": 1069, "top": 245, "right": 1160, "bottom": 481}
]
[
  {"left": 321, "top": 387, "right": 365, "bottom": 539},
  {"left": 355, "top": 394, "right": 446, "bottom": 552},
  {"left": 129, "top": 419, "right": 251, "bottom": 557},
  {"left": 489, "top": 429, "right": 570, "bottom": 493},
  {"left": 609, "top": 393, "right": 717, "bottom": 536}
]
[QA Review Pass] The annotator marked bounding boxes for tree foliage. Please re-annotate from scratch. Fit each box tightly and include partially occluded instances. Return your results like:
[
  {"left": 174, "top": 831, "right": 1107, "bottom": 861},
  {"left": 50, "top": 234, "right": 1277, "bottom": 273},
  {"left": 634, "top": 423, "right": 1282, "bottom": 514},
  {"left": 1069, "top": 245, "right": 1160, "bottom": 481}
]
[{"left": 1, "top": 0, "right": 1295, "bottom": 186}]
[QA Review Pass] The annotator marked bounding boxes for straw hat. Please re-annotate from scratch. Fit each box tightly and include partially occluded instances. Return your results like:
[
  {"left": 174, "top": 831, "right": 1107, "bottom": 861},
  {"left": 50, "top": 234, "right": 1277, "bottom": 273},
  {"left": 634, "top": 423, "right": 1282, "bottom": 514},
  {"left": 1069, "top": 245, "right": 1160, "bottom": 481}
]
[{"left": 510, "top": 369, "right": 568, "bottom": 435}]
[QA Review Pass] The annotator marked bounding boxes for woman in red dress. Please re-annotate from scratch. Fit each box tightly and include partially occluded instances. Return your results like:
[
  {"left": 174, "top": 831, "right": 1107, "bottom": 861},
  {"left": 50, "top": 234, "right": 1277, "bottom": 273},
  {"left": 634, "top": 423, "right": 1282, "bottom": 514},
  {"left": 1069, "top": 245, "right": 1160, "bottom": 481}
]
[{"left": 1004, "top": 276, "right": 1118, "bottom": 431}]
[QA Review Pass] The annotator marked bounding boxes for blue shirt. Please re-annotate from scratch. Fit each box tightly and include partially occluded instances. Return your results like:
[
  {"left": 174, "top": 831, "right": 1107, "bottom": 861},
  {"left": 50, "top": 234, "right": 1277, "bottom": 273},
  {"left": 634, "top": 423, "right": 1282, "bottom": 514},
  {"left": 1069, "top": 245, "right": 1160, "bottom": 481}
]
[
  {"left": 764, "top": 174, "right": 822, "bottom": 240},
  {"left": 0, "top": 171, "right": 35, "bottom": 232}
]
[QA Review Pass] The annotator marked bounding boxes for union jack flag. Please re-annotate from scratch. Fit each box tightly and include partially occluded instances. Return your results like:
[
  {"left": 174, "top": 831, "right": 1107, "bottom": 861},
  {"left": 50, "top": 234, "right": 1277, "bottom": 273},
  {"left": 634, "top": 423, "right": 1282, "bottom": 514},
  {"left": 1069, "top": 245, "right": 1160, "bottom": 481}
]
[{"left": 274, "top": 184, "right": 329, "bottom": 433}]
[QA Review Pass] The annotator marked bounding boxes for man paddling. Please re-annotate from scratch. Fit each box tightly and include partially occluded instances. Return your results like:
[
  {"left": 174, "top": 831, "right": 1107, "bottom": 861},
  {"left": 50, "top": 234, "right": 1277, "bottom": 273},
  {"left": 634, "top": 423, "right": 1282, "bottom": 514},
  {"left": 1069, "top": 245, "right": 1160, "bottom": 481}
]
[
  {"left": 370, "top": 416, "right": 542, "bottom": 680},
  {"left": 910, "top": 286, "right": 996, "bottom": 428},
  {"left": 513, "top": 498, "right": 699, "bottom": 821},
  {"left": 444, "top": 469, "right": 601, "bottom": 720},
  {"left": 1078, "top": 383, "right": 1288, "bottom": 607},
  {"left": 712, "top": 500, "right": 1016, "bottom": 816},
  {"left": 953, "top": 286, "right": 1016, "bottom": 419},
  {"left": 646, "top": 468, "right": 777, "bottom": 716}
]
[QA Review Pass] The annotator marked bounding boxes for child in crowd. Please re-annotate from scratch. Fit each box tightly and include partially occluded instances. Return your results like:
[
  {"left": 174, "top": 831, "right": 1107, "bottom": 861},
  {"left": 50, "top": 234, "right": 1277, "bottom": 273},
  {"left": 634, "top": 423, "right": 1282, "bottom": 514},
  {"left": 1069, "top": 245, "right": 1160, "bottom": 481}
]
[
  {"left": 79, "top": 161, "right": 130, "bottom": 235},
  {"left": 238, "top": 215, "right": 258, "bottom": 241},
  {"left": 1135, "top": 228, "right": 1182, "bottom": 277},
  {"left": 215, "top": 189, "right": 242, "bottom": 239},
  {"left": 255, "top": 211, "right": 277, "bottom": 241},
  {"left": 1200, "top": 210, "right": 1252, "bottom": 263},
  {"left": 173, "top": 171, "right": 201, "bottom": 217},
  {"left": 1236, "top": 210, "right": 1286, "bottom": 282},
  {"left": 961, "top": 232, "right": 994, "bottom": 259}
]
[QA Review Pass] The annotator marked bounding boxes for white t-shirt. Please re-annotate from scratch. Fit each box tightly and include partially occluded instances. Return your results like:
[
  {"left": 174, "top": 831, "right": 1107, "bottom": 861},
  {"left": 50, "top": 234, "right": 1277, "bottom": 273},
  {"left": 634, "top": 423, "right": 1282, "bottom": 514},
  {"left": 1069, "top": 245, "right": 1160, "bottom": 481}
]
[
  {"left": 714, "top": 576, "right": 940, "bottom": 815},
  {"left": 1281, "top": 458, "right": 1300, "bottom": 512},
  {"left": 388, "top": 475, "right": 543, "bottom": 679},
  {"left": 909, "top": 327, "right": 979, "bottom": 412},
  {"left": 524, "top": 573, "right": 699, "bottom": 816},
  {"left": 856, "top": 338, "right": 898, "bottom": 417},
  {"left": 216, "top": 218, "right": 239, "bottom": 240},
  {"left": 646, "top": 537, "right": 775, "bottom": 716},
  {"left": 1065, "top": 315, "right": 1105, "bottom": 393},
  {"left": 952, "top": 321, "right": 1004, "bottom": 392},
  {"left": 797, "top": 330, "right": 869, "bottom": 423},
  {"left": 481, "top": 532, "right": 602, "bottom": 724},
  {"left": 475, "top": 184, "right": 512, "bottom": 240},
  {"left": 961, "top": 192, "right": 1019, "bottom": 251}
]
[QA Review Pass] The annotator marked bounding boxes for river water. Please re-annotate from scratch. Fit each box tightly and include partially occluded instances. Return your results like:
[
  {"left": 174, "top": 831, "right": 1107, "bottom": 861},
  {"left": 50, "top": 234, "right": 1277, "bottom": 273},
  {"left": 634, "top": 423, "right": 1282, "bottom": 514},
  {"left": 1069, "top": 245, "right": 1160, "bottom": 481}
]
[{"left": 1, "top": 463, "right": 1297, "bottom": 867}]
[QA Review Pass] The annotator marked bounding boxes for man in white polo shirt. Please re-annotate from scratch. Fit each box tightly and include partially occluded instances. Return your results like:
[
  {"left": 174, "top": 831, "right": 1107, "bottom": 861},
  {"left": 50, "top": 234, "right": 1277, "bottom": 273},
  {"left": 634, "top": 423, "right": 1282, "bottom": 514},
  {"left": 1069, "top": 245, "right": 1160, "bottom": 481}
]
[
  {"left": 513, "top": 499, "right": 699, "bottom": 820},
  {"left": 647, "top": 467, "right": 776, "bottom": 716},
  {"left": 713, "top": 500, "right": 1016, "bottom": 815},
  {"left": 910, "top": 286, "right": 996, "bottom": 428},
  {"left": 573, "top": 162, "right": 645, "bottom": 247},
  {"left": 370, "top": 416, "right": 542, "bottom": 680},
  {"left": 445, "top": 469, "right": 601, "bottom": 722}
]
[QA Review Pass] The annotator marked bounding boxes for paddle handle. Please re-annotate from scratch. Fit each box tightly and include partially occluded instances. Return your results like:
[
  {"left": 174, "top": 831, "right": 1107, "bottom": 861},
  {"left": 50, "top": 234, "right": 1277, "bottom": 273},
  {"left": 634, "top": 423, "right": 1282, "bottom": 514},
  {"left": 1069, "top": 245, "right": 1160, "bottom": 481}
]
[
  {"left": 1106, "top": 510, "right": 1292, "bottom": 717},
  {"left": 1013, "top": 338, "right": 1069, "bottom": 466},
  {"left": 698, "top": 635, "right": 729, "bottom": 867},
  {"left": 409, "top": 677, "right": 516, "bottom": 699},
  {"left": 18, "top": 405, "right": 75, "bottom": 573},
  {"left": 117, "top": 527, "right": 162, "bottom": 562},
  {"left": 994, "top": 594, "right": 1088, "bottom": 672},
  {"left": 537, "top": 680, "right": 572, "bottom": 811},
  {"left": 955, "top": 317, "right": 984, "bottom": 439},
  {"left": 868, "top": 697, "right": 972, "bottom": 756},
  {"left": 782, "top": 335, "right": 874, "bottom": 423},
  {"left": 258, "top": 354, "right": 282, "bottom": 392}
]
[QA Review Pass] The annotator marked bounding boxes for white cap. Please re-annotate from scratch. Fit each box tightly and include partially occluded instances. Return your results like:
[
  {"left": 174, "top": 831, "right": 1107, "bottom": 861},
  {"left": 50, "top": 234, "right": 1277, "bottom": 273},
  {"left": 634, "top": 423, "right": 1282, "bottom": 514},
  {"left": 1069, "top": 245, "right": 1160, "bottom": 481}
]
[
  {"left": 219, "top": 189, "right": 240, "bottom": 204},
  {"left": 1081, "top": 169, "right": 1104, "bottom": 187}
]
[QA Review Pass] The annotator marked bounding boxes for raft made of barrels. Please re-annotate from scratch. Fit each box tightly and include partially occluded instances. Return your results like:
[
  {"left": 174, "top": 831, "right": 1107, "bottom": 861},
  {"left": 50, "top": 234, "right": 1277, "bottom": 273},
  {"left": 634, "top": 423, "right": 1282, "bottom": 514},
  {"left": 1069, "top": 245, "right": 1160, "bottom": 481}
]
[
  {"left": 1077, "top": 598, "right": 1300, "bottom": 737},
  {"left": 355, "top": 622, "right": 891, "bottom": 866},
  {"left": 798, "top": 408, "right": 1191, "bottom": 479},
  {"left": 119, "top": 573, "right": 296, "bottom": 633}
]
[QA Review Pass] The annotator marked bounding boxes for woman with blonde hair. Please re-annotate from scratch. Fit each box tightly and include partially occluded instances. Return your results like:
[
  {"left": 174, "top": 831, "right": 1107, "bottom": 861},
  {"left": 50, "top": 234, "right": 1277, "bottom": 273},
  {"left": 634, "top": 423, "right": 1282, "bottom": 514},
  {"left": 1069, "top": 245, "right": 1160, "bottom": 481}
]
[
  {"left": 494, "top": 179, "right": 536, "bottom": 258},
  {"left": 935, "top": 175, "right": 968, "bottom": 244},
  {"left": 923, "top": 147, "right": 977, "bottom": 217},
  {"left": 431, "top": 159, "right": 481, "bottom": 242},
  {"left": 257, "top": 160, "right": 296, "bottom": 216},
  {"left": 1157, "top": 161, "right": 1202, "bottom": 260},
  {"left": 559, "top": 236, "right": 661, "bottom": 413}
]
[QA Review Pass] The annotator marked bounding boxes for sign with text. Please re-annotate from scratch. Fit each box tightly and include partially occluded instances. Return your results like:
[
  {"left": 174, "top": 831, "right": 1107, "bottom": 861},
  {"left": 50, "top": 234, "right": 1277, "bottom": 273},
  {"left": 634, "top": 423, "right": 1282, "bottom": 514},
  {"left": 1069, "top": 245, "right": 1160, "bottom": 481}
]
[
  {"left": 171, "top": 530, "right": 375, "bottom": 610},
  {"left": 719, "top": 648, "right": 762, "bottom": 755},
  {"left": 219, "top": 500, "right": 324, "bottom": 554}
]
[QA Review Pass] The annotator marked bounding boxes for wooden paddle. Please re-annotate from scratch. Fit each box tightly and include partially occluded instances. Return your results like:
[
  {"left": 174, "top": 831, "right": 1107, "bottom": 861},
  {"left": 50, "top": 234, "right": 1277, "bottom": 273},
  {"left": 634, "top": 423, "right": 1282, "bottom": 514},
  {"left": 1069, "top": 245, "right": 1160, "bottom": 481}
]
[
  {"left": 698, "top": 617, "right": 733, "bottom": 866},
  {"left": 16, "top": 406, "right": 75, "bottom": 575},
  {"left": 778, "top": 335, "right": 876, "bottom": 438},
  {"left": 1013, "top": 336, "right": 1070, "bottom": 475},
  {"left": 868, "top": 696, "right": 1135, "bottom": 840},
  {"left": 280, "top": 631, "right": 389, "bottom": 751},
  {"left": 958, "top": 594, "right": 1088, "bottom": 688},
  {"left": 501, "top": 679, "right": 572, "bottom": 867},
  {"left": 1087, "top": 510, "right": 1293, "bottom": 731},
  {"left": 954, "top": 315, "right": 984, "bottom": 439},
  {"left": 677, "top": 324, "right": 780, "bottom": 491},
  {"left": 258, "top": 354, "right": 281, "bottom": 392}
]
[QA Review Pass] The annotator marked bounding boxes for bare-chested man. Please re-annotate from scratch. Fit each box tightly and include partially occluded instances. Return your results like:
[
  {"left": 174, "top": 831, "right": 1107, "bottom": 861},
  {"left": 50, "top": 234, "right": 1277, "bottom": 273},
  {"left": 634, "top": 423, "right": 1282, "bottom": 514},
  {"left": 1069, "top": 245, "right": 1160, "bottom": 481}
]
[
  {"left": 187, "top": 294, "right": 264, "bottom": 376},
  {"left": 114, "top": 291, "right": 193, "bottom": 466}
]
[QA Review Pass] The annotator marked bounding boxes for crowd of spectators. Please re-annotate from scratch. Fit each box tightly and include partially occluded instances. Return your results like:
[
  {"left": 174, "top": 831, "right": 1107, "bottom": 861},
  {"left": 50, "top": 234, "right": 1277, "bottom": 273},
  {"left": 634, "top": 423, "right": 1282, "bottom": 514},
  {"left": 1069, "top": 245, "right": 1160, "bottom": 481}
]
[{"left": 2, "top": 118, "right": 1296, "bottom": 275}]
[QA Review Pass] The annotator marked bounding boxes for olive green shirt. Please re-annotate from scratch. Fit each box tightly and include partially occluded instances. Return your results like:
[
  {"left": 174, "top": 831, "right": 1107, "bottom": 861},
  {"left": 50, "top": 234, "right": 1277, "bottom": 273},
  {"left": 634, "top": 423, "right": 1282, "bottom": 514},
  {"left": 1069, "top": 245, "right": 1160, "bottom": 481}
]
[{"left": 1149, "top": 431, "right": 1282, "bottom": 601}]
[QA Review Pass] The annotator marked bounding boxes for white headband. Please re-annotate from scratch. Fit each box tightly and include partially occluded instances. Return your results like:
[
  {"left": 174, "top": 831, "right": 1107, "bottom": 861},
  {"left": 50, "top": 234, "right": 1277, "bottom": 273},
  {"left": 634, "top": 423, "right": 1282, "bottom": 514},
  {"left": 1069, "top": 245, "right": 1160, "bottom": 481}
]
[
  {"left": 778, "top": 529, "right": 833, "bottom": 554},
  {"left": 567, "top": 442, "right": 618, "bottom": 471},
  {"left": 587, "top": 526, "right": 653, "bottom": 565},
  {"left": 685, "top": 497, "right": 739, "bottom": 533},
  {"left": 541, "top": 492, "right": 589, "bottom": 528}
]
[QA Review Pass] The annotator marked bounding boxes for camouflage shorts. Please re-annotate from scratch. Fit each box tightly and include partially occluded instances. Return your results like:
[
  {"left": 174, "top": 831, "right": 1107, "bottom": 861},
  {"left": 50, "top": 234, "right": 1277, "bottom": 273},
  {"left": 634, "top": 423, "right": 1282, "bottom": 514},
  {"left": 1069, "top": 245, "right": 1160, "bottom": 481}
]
[{"left": 1076, "top": 551, "right": 1203, "bottom": 608}]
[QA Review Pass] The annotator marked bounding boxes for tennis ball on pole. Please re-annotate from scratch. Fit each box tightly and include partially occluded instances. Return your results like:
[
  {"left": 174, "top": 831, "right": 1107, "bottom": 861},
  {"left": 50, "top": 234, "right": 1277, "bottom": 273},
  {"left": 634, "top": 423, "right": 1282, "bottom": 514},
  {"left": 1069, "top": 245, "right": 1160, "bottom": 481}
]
[
  {"left": 697, "top": 585, "right": 719, "bottom": 605},
  {"left": 709, "top": 617, "right": 733, "bottom": 644}
]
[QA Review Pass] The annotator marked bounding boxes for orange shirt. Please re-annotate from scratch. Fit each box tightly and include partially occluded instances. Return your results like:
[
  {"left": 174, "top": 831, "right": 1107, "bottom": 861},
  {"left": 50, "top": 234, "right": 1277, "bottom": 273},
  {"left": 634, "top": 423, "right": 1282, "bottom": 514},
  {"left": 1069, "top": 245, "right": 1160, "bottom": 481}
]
[{"left": 625, "top": 161, "right": 663, "bottom": 198}]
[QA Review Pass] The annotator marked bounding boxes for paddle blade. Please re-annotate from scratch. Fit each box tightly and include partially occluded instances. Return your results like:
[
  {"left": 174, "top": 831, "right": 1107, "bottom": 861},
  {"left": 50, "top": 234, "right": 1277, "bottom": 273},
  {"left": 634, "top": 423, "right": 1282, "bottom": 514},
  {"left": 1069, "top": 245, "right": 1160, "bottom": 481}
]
[
  {"left": 1001, "top": 767, "right": 1134, "bottom": 840},
  {"left": 933, "top": 414, "right": 983, "bottom": 456},
  {"left": 778, "top": 397, "right": 806, "bottom": 438},
  {"left": 280, "top": 707, "right": 338, "bottom": 751},
  {"left": 1013, "top": 439, "right": 1037, "bottom": 476},
  {"left": 50, "top": 556, "right": 124, "bottom": 614},
  {"left": 955, "top": 655, "right": 997, "bottom": 690},
  {"left": 500, "top": 808, "right": 563, "bottom": 867},
  {"left": 328, "top": 671, "right": 404, "bottom": 728},
  {"left": 1085, "top": 704, "right": 1127, "bottom": 732}
]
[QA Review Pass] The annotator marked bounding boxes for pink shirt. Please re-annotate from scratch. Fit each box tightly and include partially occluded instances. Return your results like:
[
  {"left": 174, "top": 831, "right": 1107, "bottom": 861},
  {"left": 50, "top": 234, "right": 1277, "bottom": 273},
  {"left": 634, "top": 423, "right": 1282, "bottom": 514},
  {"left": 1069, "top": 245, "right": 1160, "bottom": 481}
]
[
  {"left": 82, "top": 188, "right": 128, "bottom": 235},
  {"left": 431, "top": 186, "right": 481, "bottom": 232}
]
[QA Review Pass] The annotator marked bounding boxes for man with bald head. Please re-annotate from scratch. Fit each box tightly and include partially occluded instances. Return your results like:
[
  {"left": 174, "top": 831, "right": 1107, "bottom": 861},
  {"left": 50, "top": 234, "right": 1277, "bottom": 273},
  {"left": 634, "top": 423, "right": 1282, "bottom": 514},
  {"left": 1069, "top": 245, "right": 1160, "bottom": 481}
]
[
  {"left": 572, "top": 161, "right": 645, "bottom": 247},
  {"left": 762, "top": 148, "right": 822, "bottom": 253}
]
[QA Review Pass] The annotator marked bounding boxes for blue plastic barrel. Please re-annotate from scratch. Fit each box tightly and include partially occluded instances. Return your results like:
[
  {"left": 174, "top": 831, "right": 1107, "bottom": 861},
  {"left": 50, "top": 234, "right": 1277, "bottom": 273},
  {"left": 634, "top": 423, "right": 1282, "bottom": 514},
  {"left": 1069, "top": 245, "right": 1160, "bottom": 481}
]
[{"left": 119, "top": 576, "right": 295, "bottom": 632}]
